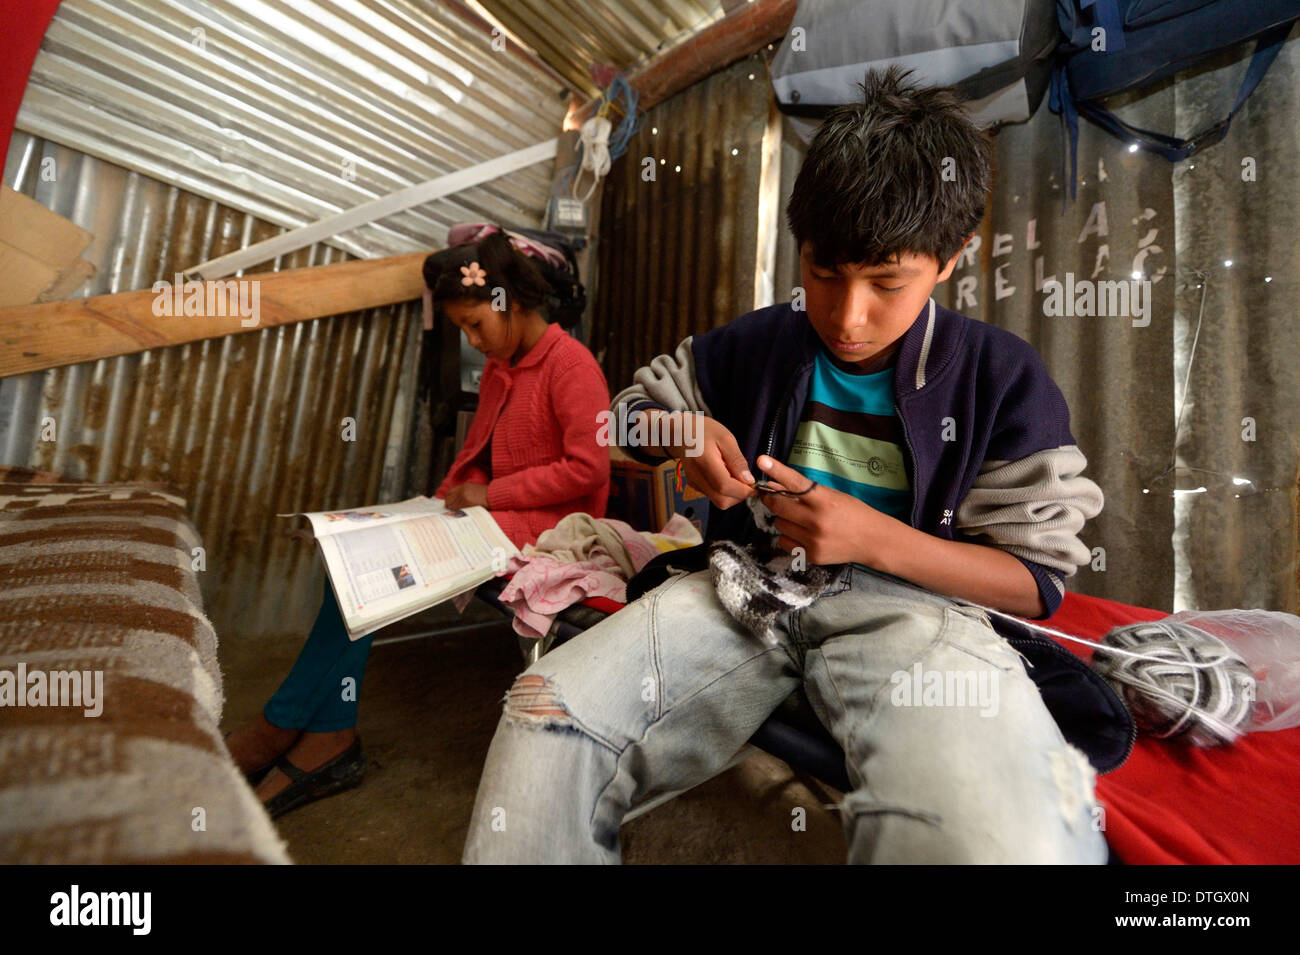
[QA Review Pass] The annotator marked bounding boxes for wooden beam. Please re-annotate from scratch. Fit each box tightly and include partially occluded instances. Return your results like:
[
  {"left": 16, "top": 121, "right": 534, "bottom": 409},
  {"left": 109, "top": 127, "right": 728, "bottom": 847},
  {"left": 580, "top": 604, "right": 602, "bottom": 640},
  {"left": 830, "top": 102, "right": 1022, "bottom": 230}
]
[
  {"left": 0, "top": 251, "right": 431, "bottom": 378},
  {"left": 569, "top": 0, "right": 796, "bottom": 126}
]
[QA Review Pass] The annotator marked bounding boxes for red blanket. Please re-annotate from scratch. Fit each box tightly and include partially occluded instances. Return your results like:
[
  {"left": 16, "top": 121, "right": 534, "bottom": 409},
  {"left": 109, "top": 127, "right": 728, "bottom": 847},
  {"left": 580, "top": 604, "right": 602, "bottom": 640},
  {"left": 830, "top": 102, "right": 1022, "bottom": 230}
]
[{"left": 1050, "top": 592, "right": 1300, "bottom": 864}]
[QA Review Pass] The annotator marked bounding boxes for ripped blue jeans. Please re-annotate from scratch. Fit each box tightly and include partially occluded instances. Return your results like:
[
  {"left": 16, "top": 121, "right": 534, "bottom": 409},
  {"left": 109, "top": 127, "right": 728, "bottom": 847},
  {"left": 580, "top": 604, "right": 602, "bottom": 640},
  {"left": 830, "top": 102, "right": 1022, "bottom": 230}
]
[{"left": 462, "top": 564, "right": 1108, "bottom": 864}]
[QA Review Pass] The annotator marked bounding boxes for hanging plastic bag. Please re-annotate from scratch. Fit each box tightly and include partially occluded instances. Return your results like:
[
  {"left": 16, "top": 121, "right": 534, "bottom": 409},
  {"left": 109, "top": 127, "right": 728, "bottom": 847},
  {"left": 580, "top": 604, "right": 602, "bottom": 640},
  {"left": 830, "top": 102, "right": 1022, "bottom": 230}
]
[{"left": 1164, "top": 610, "right": 1300, "bottom": 734}]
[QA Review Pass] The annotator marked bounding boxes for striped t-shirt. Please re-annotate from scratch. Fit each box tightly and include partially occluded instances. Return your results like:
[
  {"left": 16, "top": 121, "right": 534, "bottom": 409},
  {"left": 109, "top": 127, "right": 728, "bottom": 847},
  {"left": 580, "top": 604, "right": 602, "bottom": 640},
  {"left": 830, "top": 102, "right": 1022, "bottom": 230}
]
[{"left": 785, "top": 349, "right": 912, "bottom": 521}]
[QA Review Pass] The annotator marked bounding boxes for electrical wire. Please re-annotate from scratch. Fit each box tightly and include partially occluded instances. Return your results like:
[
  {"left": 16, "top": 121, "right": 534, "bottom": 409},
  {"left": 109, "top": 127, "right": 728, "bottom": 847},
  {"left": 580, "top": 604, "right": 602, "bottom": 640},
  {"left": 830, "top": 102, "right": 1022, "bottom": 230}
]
[{"left": 561, "top": 74, "right": 640, "bottom": 202}]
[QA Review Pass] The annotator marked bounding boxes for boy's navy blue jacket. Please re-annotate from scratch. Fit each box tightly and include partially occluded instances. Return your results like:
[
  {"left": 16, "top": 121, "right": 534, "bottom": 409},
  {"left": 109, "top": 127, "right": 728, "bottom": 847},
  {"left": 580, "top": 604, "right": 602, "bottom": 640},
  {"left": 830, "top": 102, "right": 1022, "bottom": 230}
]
[{"left": 613, "top": 298, "right": 1135, "bottom": 774}]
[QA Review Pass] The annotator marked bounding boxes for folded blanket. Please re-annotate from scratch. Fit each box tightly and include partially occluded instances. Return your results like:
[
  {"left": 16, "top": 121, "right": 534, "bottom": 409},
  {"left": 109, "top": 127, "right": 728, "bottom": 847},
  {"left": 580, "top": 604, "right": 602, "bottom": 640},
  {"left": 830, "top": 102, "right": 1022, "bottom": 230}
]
[{"left": 497, "top": 513, "right": 701, "bottom": 640}]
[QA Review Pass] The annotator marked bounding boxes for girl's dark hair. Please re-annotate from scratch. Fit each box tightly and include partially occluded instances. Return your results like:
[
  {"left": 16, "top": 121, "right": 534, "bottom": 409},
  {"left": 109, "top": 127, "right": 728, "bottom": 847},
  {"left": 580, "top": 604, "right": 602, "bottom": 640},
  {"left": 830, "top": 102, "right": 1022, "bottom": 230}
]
[
  {"left": 786, "top": 66, "right": 993, "bottom": 270},
  {"left": 427, "top": 229, "right": 554, "bottom": 321}
]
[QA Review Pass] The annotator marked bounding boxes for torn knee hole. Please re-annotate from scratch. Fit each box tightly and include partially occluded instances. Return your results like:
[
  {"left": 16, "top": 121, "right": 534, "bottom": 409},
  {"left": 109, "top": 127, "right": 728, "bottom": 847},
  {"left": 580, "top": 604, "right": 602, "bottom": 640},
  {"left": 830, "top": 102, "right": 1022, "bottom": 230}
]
[
  {"left": 1049, "top": 746, "right": 1099, "bottom": 832},
  {"left": 505, "top": 674, "right": 572, "bottom": 724}
]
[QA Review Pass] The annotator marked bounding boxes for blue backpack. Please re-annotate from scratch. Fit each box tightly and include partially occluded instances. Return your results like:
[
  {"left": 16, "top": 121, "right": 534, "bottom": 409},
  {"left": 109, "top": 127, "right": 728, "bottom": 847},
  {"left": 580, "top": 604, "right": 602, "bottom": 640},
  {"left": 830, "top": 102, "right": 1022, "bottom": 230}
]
[{"left": 1051, "top": 0, "right": 1299, "bottom": 195}]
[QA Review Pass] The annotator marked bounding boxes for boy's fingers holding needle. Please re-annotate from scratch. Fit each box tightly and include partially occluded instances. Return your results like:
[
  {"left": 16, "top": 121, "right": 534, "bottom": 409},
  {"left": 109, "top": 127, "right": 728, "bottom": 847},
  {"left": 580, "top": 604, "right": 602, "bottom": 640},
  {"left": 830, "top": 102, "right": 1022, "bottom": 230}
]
[
  {"left": 704, "top": 425, "right": 756, "bottom": 502},
  {"left": 676, "top": 418, "right": 756, "bottom": 509},
  {"left": 717, "top": 432, "right": 756, "bottom": 487},
  {"left": 755, "top": 455, "right": 817, "bottom": 498},
  {"left": 692, "top": 446, "right": 754, "bottom": 508}
]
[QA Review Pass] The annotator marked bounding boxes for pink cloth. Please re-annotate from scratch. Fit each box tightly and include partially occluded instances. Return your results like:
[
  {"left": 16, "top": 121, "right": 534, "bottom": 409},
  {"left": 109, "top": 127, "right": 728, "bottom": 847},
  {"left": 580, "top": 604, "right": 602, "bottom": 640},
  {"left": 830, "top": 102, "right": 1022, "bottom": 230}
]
[
  {"left": 445, "top": 223, "right": 569, "bottom": 271},
  {"left": 497, "top": 514, "right": 700, "bottom": 640}
]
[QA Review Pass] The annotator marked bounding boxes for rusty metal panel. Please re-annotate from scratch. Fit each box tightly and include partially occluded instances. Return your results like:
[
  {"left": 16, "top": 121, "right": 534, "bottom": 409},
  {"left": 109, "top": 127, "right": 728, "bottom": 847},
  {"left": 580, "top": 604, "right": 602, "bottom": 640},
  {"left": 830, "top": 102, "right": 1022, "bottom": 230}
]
[
  {"left": 1, "top": 133, "right": 425, "bottom": 640},
  {"left": 14, "top": 0, "right": 568, "bottom": 262},
  {"left": 476, "top": 0, "right": 723, "bottom": 98},
  {"left": 591, "top": 56, "right": 771, "bottom": 392}
]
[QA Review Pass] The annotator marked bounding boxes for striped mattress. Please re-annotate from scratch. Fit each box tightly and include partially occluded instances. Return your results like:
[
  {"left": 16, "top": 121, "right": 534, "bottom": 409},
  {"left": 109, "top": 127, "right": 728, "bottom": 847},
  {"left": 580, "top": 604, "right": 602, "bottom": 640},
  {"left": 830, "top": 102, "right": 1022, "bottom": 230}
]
[{"left": 0, "top": 466, "right": 288, "bottom": 863}]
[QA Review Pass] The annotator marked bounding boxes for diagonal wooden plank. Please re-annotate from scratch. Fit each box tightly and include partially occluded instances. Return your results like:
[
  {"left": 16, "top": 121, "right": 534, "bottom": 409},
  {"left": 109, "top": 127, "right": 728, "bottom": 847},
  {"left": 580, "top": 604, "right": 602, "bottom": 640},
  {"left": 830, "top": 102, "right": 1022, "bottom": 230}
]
[
  {"left": 188, "top": 138, "right": 557, "bottom": 279},
  {"left": 0, "top": 251, "right": 429, "bottom": 378}
]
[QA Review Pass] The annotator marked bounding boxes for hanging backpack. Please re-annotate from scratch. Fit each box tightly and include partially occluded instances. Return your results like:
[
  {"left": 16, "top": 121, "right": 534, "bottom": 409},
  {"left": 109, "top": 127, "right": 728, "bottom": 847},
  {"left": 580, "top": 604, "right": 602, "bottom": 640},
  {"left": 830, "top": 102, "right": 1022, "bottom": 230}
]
[
  {"left": 1051, "top": 0, "right": 1300, "bottom": 195},
  {"left": 769, "top": 0, "right": 1063, "bottom": 130}
]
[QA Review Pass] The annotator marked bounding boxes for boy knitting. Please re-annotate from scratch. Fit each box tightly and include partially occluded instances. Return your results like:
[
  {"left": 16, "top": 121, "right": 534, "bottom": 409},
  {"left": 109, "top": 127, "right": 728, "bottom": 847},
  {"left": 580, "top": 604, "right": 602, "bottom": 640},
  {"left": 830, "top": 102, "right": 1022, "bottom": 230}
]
[{"left": 463, "top": 67, "right": 1111, "bottom": 864}]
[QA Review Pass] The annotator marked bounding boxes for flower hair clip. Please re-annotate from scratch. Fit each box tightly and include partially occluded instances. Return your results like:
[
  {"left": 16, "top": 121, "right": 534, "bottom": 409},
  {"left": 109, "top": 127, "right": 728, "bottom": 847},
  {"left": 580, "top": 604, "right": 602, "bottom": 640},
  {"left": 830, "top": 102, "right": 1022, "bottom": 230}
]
[{"left": 460, "top": 261, "right": 487, "bottom": 287}]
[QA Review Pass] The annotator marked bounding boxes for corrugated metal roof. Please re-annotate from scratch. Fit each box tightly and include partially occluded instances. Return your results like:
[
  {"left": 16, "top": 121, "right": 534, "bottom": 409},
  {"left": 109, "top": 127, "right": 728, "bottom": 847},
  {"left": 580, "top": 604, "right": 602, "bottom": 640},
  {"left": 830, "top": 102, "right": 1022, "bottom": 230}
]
[
  {"left": 2, "top": 132, "right": 426, "bottom": 640},
  {"left": 14, "top": 0, "right": 570, "bottom": 263},
  {"left": 476, "top": 0, "right": 725, "bottom": 98}
]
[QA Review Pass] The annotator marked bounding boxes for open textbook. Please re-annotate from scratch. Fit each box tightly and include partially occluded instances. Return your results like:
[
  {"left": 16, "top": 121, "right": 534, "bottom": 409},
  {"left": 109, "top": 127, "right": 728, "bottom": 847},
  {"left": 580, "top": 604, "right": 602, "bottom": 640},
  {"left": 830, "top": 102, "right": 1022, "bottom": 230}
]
[{"left": 280, "top": 496, "right": 518, "bottom": 639}]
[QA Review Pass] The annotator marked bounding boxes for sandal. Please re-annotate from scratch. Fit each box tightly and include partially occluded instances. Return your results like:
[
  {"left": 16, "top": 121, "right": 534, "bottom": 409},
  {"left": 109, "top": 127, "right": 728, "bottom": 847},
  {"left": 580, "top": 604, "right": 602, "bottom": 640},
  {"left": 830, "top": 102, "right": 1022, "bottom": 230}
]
[
  {"left": 244, "top": 760, "right": 277, "bottom": 787},
  {"left": 223, "top": 728, "right": 302, "bottom": 787},
  {"left": 262, "top": 739, "right": 366, "bottom": 820}
]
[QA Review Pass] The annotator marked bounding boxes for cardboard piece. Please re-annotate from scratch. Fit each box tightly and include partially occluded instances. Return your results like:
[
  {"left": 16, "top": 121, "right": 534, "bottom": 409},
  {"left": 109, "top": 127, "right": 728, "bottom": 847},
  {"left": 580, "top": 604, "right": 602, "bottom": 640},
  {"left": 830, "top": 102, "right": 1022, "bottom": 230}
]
[
  {"left": 0, "top": 237, "right": 60, "bottom": 307},
  {"left": 0, "top": 186, "right": 95, "bottom": 307},
  {"left": 608, "top": 446, "right": 710, "bottom": 537},
  {"left": 38, "top": 256, "right": 95, "bottom": 302}
]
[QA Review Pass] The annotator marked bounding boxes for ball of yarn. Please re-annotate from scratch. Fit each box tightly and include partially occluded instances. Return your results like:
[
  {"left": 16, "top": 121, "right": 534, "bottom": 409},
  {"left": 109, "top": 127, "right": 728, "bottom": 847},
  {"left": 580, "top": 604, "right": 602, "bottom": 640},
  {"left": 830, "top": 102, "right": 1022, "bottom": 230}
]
[{"left": 1092, "top": 620, "right": 1254, "bottom": 747}]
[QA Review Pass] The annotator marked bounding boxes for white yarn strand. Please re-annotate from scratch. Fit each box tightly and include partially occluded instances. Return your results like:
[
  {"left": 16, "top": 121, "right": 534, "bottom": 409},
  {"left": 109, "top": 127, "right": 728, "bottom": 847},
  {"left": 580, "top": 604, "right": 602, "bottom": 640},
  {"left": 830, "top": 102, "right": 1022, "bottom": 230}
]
[
  {"left": 961, "top": 599, "right": 1253, "bottom": 746},
  {"left": 958, "top": 599, "right": 1238, "bottom": 671}
]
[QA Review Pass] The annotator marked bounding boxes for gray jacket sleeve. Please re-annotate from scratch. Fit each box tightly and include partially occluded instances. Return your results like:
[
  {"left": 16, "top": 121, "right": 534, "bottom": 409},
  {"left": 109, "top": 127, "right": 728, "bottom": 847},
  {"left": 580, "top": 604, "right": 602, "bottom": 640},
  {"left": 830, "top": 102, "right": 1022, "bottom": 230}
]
[
  {"left": 609, "top": 337, "right": 712, "bottom": 464},
  {"left": 954, "top": 445, "right": 1104, "bottom": 585},
  {"left": 610, "top": 336, "right": 712, "bottom": 418}
]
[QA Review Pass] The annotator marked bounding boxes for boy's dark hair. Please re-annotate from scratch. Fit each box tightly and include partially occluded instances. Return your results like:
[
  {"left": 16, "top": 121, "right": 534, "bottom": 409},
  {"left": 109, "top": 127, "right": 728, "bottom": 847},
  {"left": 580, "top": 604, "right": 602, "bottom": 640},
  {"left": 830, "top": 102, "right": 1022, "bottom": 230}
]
[
  {"left": 427, "top": 229, "right": 553, "bottom": 319},
  {"left": 786, "top": 66, "right": 993, "bottom": 270}
]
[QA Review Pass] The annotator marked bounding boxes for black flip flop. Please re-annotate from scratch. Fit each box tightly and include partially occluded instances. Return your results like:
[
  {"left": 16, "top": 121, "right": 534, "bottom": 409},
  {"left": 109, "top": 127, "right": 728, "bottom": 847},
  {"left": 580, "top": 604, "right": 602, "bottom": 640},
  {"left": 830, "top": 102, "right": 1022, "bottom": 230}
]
[
  {"left": 224, "top": 729, "right": 301, "bottom": 787},
  {"left": 244, "top": 760, "right": 276, "bottom": 787},
  {"left": 262, "top": 739, "right": 366, "bottom": 820}
]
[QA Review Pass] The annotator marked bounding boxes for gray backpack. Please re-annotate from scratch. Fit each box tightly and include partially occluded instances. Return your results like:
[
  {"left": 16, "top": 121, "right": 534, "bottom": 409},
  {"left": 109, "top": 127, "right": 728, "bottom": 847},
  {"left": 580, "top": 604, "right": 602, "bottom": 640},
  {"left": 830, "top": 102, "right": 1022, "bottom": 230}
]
[{"left": 770, "top": 0, "right": 1061, "bottom": 129}]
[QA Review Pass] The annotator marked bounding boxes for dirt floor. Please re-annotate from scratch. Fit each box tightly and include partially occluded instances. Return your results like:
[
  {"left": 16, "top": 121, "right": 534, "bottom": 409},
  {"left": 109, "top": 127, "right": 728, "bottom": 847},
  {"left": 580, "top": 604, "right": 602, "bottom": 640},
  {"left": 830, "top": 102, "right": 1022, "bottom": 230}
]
[{"left": 219, "top": 597, "right": 846, "bottom": 864}]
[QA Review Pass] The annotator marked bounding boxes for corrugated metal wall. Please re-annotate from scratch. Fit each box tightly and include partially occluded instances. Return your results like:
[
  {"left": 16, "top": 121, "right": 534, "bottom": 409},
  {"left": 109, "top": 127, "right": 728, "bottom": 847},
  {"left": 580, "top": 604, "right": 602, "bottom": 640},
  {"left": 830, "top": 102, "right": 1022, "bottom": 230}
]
[
  {"left": 477, "top": 0, "right": 724, "bottom": 98},
  {"left": 931, "top": 38, "right": 1300, "bottom": 614},
  {"left": 2, "top": 132, "right": 425, "bottom": 640},
  {"left": 15, "top": 0, "right": 568, "bottom": 261},
  {"left": 933, "top": 91, "right": 1180, "bottom": 610},
  {"left": 592, "top": 55, "right": 774, "bottom": 388},
  {"left": 3, "top": 0, "right": 575, "bottom": 641}
]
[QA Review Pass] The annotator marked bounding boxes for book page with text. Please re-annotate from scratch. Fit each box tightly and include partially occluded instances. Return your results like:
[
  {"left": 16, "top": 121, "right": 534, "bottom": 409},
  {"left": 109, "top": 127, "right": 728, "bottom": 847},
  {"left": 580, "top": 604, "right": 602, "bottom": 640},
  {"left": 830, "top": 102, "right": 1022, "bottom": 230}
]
[{"left": 313, "top": 503, "right": 516, "bottom": 637}]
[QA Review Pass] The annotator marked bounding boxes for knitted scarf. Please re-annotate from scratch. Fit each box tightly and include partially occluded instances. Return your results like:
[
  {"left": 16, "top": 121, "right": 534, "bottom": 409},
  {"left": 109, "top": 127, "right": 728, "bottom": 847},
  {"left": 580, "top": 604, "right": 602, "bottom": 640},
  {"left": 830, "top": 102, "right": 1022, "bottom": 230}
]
[{"left": 708, "top": 496, "right": 840, "bottom": 646}]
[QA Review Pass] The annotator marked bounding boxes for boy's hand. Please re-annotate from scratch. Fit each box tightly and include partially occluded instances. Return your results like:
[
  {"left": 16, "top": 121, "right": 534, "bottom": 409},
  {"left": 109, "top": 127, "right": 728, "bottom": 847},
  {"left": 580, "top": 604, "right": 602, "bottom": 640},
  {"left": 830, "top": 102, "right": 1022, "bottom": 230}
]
[
  {"left": 755, "top": 455, "right": 899, "bottom": 566},
  {"left": 669, "top": 415, "right": 757, "bottom": 510},
  {"left": 445, "top": 482, "right": 489, "bottom": 510}
]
